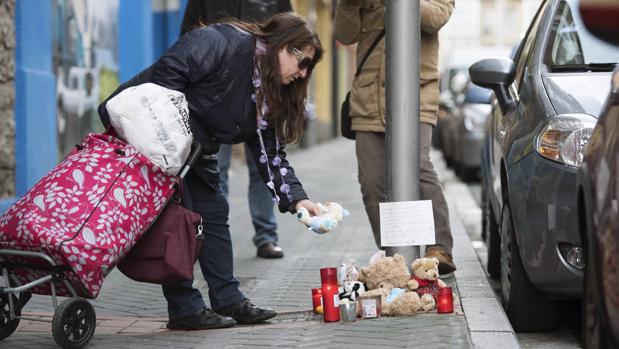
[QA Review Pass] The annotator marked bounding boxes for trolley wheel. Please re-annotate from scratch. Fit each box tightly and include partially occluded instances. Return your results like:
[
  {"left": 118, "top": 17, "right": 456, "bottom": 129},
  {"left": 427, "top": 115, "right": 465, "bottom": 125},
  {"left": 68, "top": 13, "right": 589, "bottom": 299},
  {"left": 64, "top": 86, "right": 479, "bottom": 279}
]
[
  {"left": 52, "top": 297, "right": 96, "bottom": 349},
  {"left": 0, "top": 293, "right": 21, "bottom": 340}
]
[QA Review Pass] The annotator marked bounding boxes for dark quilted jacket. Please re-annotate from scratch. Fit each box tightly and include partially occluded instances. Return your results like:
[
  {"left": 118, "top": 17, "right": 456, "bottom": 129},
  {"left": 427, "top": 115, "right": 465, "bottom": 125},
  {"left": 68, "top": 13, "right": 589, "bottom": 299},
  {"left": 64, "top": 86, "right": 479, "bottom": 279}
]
[{"left": 98, "top": 24, "right": 307, "bottom": 212}]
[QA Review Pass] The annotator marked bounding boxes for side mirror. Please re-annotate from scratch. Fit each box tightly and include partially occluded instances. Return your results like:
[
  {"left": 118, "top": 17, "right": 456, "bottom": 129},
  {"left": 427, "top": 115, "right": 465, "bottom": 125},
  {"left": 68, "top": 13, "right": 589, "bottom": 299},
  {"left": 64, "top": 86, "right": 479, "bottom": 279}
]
[{"left": 469, "top": 58, "right": 516, "bottom": 114}]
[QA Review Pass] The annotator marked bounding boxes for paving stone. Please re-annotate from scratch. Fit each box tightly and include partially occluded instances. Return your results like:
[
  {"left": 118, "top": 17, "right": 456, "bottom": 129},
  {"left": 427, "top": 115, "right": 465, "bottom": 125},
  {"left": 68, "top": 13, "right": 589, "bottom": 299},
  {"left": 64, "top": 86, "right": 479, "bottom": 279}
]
[
  {"left": 471, "top": 331, "right": 521, "bottom": 349},
  {"left": 3, "top": 139, "right": 520, "bottom": 348},
  {"left": 462, "top": 296, "right": 513, "bottom": 332}
]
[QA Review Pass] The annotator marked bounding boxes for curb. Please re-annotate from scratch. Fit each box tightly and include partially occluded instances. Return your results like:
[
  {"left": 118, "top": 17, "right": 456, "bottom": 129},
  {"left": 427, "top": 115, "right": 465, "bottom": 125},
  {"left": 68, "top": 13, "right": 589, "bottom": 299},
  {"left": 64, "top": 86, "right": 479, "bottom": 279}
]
[{"left": 434, "top": 149, "right": 521, "bottom": 349}]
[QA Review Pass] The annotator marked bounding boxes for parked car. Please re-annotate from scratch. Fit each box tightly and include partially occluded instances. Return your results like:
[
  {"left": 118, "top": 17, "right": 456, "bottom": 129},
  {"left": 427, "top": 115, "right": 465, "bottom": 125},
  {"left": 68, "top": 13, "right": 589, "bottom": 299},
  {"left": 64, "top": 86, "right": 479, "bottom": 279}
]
[
  {"left": 470, "top": 0, "right": 618, "bottom": 332},
  {"left": 436, "top": 46, "right": 510, "bottom": 177},
  {"left": 446, "top": 83, "right": 492, "bottom": 181},
  {"left": 578, "top": 66, "right": 619, "bottom": 349},
  {"left": 577, "top": 1, "right": 619, "bottom": 347},
  {"left": 433, "top": 46, "right": 509, "bottom": 166}
]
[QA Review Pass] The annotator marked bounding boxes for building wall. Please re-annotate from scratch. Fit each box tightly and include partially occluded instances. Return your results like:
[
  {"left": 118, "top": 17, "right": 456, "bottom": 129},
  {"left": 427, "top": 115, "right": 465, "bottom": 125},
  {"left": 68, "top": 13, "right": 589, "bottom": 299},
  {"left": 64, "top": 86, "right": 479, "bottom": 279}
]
[
  {"left": 0, "top": 0, "right": 16, "bottom": 199},
  {"left": 292, "top": 0, "right": 341, "bottom": 144}
]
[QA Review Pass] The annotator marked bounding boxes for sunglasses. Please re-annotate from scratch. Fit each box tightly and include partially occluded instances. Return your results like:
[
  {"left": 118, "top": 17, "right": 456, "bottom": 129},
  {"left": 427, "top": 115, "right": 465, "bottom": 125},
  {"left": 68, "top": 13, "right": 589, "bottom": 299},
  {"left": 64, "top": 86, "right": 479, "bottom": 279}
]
[{"left": 291, "top": 47, "right": 314, "bottom": 71}]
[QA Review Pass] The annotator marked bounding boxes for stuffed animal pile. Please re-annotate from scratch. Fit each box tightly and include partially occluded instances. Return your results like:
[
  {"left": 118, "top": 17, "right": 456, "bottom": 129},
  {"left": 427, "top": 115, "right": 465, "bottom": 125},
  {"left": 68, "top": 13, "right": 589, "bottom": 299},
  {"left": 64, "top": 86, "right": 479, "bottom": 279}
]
[{"left": 353, "top": 254, "right": 449, "bottom": 316}]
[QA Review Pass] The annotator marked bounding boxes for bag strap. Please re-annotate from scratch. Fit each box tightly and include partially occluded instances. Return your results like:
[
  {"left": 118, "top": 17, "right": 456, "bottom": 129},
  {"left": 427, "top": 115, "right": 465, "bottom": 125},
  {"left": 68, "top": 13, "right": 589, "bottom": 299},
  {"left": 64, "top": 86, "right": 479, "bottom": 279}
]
[{"left": 354, "top": 29, "right": 385, "bottom": 77}]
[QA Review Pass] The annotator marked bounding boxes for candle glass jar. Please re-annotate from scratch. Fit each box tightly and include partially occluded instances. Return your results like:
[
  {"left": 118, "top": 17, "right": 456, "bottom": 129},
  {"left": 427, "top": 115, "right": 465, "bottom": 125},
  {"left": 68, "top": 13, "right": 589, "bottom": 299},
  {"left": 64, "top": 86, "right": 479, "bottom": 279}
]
[
  {"left": 311, "top": 288, "right": 322, "bottom": 314},
  {"left": 320, "top": 268, "right": 340, "bottom": 322},
  {"left": 437, "top": 287, "right": 454, "bottom": 313}
]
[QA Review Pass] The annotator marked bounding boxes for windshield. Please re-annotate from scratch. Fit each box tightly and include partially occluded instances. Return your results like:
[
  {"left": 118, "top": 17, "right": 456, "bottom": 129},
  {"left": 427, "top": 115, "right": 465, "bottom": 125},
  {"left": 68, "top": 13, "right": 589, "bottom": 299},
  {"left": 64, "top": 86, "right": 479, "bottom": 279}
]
[{"left": 543, "top": 0, "right": 618, "bottom": 69}]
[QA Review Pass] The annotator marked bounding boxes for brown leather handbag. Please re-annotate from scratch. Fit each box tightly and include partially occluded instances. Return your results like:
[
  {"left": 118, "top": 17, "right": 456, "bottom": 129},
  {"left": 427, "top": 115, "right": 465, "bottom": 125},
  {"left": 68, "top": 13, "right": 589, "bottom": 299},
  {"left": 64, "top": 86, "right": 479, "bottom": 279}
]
[{"left": 118, "top": 197, "right": 204, "bottom": 285}]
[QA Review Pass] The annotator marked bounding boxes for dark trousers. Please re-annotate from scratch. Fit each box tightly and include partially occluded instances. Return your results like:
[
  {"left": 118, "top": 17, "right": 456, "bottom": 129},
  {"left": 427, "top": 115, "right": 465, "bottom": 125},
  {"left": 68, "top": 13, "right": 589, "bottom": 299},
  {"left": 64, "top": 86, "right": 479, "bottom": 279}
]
[
  {"left": 217, "top": 143, "right": 278, "bottom": 248},
  {"left": 162, "top": 171, "right": 245, "bottom": 319},
  {"left": 355, "top": 123, "right": 453, "bottom": 254}
]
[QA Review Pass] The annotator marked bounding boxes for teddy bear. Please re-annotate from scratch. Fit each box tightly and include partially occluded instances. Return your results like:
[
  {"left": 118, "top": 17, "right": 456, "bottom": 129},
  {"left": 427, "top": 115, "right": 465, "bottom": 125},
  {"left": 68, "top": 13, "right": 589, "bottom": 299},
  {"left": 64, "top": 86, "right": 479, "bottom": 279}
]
[
  {"left": 407, "top": 257, "right": 448, "bottom": 312},
  {"left": 357, "top": 253, "right": 410, "bottom": 290},
  {"left": 388, "top": 290, "right": 422, "bottom": 316},
  {"left": 358, "top": 281, "right": 421, "bottom": 316},
  {"left": 297, "top": 202, "right": 349, "bottom": 234}
]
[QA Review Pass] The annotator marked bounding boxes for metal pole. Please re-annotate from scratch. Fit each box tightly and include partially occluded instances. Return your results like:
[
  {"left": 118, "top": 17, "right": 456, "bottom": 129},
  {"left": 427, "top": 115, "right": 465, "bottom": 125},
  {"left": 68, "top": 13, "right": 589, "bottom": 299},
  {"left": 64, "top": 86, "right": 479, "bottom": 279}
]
[{"left": 385, "top": 0, "right": 420, "bottom": 269}]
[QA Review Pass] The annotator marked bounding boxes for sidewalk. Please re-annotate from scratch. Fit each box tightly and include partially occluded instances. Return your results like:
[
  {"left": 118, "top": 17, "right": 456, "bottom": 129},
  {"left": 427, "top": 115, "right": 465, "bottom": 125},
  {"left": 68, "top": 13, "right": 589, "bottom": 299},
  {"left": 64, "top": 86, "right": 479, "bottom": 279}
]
[{"left": 5, "top": 138, "right": 519, "bottom": 348}]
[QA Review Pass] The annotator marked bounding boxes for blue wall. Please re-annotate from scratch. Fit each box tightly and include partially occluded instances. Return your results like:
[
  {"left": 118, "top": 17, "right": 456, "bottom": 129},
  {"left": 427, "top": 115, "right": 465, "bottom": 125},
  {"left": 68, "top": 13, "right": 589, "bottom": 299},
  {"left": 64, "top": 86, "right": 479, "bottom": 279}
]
[
  {"left": 119, "top": 0, "right": 154, "bottom": 83},
  {"left": 120, "top": 0, "right": 188, "bottom": 83},
  {"left": 0, "top": 0, "right": 57, "bottom": 214},
  {"left": 1, "top": 0, "right": 189, "bottom": 215}
]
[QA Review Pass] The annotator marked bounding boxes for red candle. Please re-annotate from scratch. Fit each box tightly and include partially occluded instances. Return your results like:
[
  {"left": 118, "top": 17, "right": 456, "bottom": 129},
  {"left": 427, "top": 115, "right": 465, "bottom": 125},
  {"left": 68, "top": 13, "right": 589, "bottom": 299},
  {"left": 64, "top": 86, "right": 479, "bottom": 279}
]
[
  {"left": 320, "top": 267, "right": 340, "bottom": 322},
  {"left": 437, "top": 287, "right": 454, "bottom": 313},
  {"left": 311, "top": 288, "right": 322, "bottom": 313}
]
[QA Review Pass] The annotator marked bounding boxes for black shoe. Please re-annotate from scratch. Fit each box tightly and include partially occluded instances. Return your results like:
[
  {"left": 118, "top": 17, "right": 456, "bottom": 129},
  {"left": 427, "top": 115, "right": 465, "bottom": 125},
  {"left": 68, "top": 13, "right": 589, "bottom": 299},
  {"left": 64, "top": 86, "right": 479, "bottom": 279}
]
[
  {"left": 216, "top": 299, "right": 277, "bottom": 324},
  {"left": 167, "top": 308, "right": 236, "bottom": 330},
  {"left": 257, "top": 243, "right": 284, "bottom": 259}
]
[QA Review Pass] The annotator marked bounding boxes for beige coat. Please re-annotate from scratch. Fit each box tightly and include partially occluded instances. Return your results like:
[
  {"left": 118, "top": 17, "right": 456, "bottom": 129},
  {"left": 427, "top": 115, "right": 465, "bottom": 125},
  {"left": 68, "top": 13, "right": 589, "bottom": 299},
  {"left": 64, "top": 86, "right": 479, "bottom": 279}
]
[{"left": 335, "top": 0, "right": 454, "bottom": 131}]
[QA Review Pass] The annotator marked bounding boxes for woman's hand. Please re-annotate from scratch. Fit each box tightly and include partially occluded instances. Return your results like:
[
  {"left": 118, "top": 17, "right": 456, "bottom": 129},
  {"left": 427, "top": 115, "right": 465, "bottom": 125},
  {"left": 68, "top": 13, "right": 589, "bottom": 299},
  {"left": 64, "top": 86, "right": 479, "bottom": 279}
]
[{"left": 294, "top": 199, "right": 321, "bottom": 216}]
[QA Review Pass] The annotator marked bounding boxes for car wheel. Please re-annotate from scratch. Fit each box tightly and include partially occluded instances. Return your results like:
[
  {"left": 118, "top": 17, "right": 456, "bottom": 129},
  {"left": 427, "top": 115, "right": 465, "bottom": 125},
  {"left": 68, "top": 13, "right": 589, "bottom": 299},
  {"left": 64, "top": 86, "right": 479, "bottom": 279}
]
[
  {"left": 500, "top": 202, "right": 558, "bottom": 332},
  {"left": 484, "top": 199, "right": 500, "bottom": 278}
]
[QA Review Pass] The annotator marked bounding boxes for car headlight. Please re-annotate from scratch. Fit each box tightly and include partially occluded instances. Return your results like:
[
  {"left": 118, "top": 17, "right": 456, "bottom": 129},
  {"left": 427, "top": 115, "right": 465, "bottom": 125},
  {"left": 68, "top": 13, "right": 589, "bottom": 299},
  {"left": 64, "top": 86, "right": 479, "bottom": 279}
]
[{"left": 535, "top": 114, "right": 597, "bottom": 167}]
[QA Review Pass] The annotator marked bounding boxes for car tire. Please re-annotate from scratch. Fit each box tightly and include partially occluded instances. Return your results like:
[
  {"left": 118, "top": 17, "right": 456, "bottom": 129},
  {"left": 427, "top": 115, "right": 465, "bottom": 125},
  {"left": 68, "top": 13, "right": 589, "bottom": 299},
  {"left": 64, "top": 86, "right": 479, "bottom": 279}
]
[
  {"left": 484, "top": 199, "right": 500, "bottom": 278},
  {"left": 500, "top": 202, "right": 558, "bottom": 332}
]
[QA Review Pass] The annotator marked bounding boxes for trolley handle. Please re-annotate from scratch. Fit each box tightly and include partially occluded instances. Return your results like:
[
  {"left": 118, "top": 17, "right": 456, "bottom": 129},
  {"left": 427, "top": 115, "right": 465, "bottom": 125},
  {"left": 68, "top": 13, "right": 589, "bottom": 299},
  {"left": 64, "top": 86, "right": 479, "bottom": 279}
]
[{"left": 178, "top": 140, "right": 203, "bottom": 179}]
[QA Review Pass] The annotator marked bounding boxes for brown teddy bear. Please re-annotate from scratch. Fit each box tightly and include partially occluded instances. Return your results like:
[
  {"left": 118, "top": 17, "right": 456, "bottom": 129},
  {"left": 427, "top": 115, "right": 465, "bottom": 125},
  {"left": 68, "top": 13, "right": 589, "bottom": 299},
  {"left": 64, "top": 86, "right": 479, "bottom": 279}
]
[
  {"left": 358, "top": 282, "right": 422, "bottom": 316},
  {"left": 387, "top": 290, "right": 422, "bottom": 316},
  {"left": 407, "top": 257, "right": 448, "bottom": 312},
  {"left": 357, "top": 253, "right": 410, "bottom": 289}
]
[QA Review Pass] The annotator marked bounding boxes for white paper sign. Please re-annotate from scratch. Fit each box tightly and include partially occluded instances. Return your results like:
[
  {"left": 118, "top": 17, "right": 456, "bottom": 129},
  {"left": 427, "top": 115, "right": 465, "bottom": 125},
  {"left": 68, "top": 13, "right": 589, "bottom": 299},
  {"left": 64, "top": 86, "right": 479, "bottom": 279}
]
[{"left": 379, "top": 200, "right": 435, "bottom": 246}]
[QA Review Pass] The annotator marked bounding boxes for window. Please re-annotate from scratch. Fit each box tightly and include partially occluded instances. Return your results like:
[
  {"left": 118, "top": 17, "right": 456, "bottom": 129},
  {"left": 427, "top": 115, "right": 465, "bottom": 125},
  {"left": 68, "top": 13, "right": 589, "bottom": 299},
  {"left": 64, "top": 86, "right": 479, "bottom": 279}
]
[
  {"left": 543, "top": 1, "right": 619, "bottom": 69},
  {"left": 545, "top": 2, "right": 584, "bottom": 65}
]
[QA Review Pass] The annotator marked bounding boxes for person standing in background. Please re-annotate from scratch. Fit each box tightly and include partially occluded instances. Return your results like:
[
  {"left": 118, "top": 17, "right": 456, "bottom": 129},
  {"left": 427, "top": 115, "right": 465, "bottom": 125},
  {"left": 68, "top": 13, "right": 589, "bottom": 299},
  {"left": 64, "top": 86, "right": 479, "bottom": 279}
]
[
  {"left": 334, "top": 0, "right": 457, "bottom": 274},
  {"left": 181, "top": 0, "right": 293, "bottom": 259}
]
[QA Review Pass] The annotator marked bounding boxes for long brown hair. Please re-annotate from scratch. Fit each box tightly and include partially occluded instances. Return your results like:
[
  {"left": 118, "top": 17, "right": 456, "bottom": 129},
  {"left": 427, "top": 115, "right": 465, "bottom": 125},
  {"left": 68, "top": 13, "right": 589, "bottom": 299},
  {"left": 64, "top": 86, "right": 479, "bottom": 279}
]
[{"left": 195, "top": 13, "right": 323, "bottom": 144}]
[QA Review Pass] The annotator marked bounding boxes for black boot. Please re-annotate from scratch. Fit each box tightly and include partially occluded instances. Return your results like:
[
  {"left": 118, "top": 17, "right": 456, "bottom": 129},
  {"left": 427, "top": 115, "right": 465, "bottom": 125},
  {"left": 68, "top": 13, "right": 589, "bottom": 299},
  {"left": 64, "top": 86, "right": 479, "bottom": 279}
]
[
  {"left": 216, "top": 299, "right": 277, "bottom": 324},
  {"left": 167, "top": 308, "right": 236, "bottom": 330}
]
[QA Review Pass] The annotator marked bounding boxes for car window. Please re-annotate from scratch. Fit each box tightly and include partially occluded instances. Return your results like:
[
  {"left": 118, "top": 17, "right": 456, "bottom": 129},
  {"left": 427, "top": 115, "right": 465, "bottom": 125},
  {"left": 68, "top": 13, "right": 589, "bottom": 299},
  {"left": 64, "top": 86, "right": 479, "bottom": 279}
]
[
  {"left": 513, "top": 0, "right": 548, "bottom": 92},
  {"left": 544, "top": 1, "right": 619, "bottom": 69},
  {"left": 545, "top": 2, "right": 583, "bottom": 65}
]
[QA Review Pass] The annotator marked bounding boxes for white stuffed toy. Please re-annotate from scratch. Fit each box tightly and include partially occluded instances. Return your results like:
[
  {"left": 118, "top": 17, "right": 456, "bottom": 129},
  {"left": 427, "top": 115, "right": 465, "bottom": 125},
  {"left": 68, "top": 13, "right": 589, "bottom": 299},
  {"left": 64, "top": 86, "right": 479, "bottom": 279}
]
[{"left": 297, "top": 202, "right": 349, "bottom": 234}]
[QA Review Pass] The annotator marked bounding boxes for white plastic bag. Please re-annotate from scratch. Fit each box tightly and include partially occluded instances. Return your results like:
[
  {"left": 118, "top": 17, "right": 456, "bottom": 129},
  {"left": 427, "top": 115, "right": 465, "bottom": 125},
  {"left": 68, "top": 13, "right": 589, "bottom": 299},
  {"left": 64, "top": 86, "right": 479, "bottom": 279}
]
[{"left": 106, "top": 83, "right": 193, "bottom": 175}]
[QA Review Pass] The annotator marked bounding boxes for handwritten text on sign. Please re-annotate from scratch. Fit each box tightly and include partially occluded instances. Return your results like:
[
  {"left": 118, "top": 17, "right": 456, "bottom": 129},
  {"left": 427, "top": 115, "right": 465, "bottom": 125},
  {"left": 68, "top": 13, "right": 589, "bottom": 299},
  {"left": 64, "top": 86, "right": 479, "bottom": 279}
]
[{"left": 379, "top": 200, "right": 435, "bottom": 246}]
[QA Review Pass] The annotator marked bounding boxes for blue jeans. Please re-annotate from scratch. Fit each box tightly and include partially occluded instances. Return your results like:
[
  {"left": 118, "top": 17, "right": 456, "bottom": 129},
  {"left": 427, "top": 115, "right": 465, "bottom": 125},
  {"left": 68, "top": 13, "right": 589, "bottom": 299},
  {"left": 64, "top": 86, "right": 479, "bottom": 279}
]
[
  {"left": 217, "top": 143, "right": 278, "bottom": 248},
  {"left": 162, "top": 173, "right": 246, "bottom": 318}
]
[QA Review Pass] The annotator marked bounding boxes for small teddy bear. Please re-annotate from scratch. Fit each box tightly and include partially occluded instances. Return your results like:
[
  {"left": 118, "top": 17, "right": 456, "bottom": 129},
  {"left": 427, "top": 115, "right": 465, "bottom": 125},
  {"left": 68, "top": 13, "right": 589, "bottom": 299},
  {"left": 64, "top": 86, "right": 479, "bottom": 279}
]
[
  {"left": 297, "top": 202, "right": 349, "bottom": 234},
  {"left": 407, "top": 257, "right": 448, "bottom": 312}
]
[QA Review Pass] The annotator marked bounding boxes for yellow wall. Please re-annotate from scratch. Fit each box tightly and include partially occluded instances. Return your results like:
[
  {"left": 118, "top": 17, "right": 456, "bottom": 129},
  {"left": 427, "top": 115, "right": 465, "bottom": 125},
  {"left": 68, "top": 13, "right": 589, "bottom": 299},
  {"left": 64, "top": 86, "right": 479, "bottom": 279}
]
[{"left": 292, "top": 0, "right": 334, "bottom": 139}]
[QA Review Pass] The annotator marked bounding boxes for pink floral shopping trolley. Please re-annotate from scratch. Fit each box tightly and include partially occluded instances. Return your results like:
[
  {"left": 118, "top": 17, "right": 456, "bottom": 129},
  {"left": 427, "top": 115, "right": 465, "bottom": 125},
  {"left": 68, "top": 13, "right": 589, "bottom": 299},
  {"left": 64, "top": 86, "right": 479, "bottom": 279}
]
[{"left": 0, "top": 133, "right": 200, "bottom": 348}]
